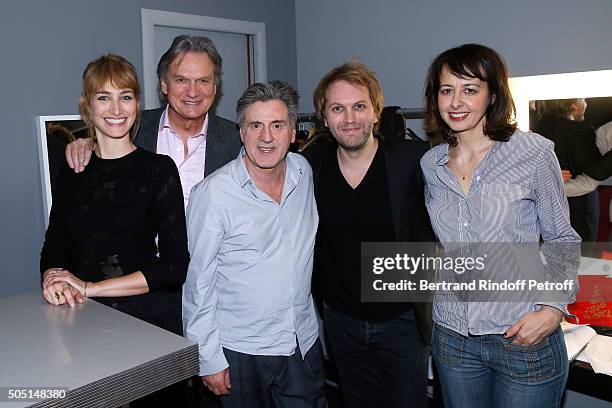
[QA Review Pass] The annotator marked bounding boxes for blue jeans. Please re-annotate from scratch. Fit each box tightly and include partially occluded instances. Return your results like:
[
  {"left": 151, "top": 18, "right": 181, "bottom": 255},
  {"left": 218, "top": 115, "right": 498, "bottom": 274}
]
[
  {"left": 432, "top": 324, "right": 568, "bottom": 408},
  {"left": 323, "top": 304, "right": 429, "bottom": 408}
]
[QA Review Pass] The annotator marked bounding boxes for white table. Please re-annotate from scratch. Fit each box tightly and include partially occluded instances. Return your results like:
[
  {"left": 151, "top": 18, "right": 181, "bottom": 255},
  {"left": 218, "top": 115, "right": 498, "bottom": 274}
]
[{"left": 0, "top": 292, "right": 198, "bottom": 407}]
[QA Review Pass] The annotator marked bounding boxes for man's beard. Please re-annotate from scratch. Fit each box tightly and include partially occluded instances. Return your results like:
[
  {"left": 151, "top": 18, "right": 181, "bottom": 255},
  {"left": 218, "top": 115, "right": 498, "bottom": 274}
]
[{"left": 331, "top": 123, "right": 374, "bottom": 152}]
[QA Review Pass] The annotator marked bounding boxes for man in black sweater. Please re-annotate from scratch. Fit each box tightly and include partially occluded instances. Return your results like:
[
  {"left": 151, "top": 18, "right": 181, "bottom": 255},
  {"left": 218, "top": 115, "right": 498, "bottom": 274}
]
[{"left": 304, "top": 61, "right": 433, "bottom": 408}]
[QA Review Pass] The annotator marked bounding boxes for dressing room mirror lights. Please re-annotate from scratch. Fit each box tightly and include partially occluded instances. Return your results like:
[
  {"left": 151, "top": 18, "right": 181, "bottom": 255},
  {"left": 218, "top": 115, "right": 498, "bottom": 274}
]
[{"left": 510, "top": 69, "right": 612, "bottom": 131}]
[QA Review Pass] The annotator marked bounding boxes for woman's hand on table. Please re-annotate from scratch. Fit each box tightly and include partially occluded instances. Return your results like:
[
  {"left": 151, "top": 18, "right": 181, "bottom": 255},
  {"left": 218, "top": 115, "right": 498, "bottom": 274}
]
[
  {"left": 42, "top": 268, "right": 85, "bottom": 307},
  {"left": 504, "top": 305, "right": 563, "bottom": 346}
]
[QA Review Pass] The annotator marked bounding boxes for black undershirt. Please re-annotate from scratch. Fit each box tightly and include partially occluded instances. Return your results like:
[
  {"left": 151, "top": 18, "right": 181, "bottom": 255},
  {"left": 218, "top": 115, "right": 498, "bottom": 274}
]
[{"left": 316, "top": 141, "right": 411, "bottom": 321}]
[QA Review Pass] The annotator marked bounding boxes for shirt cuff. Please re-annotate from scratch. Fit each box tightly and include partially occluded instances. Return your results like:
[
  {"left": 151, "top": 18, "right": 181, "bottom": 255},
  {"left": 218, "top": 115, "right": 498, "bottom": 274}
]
[
  {"left": 535, "top": 302, "right": 572, "bottom": 318},
  {"left": 199, "top": 348, "right": 229, "bottom": 376}
]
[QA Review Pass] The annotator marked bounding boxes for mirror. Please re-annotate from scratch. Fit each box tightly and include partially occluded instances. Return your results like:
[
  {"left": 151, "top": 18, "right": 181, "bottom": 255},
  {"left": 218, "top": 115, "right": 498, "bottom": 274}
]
[
  {"left": 36, "top": 115, "right": 87, "bottom": 228},
  {"left": 509, "top": 69, "right": 612, "bottom": 131},
  {"left": 529, "top": 96, "right": 612, "bottom": 132},
  {"left": 528, "top": 97, "right": 612, "bottom": 244},
  {"left": 509, "top": 72, "right": 612, "bottom": 326}
]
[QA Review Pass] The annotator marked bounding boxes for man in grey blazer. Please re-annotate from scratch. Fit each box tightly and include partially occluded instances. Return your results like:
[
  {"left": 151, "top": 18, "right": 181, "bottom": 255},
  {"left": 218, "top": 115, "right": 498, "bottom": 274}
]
[
  {"left": 135, "top": 105, "right": 240, "bottom": 180},
  {"left": 67, "top": 35, "right": 242, "bottom": 205}
]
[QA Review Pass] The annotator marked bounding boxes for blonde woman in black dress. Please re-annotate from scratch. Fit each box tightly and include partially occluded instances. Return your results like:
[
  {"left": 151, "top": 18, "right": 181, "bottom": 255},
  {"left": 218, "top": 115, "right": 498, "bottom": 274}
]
[{"left": 41, "top": 54, "right": 189, "bottom": 335}]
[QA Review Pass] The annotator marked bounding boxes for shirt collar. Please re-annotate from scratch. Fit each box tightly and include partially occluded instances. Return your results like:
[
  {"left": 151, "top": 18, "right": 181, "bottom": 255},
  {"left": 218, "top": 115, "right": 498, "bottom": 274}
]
[
  {"left": 435, "top": 143, "right": 450, "bottom": 166},
  {"left": 232, "top": 147, "right": 304, "bottom": 191},
  {"left": 234, "top": 147, "right": 251, "bottom": 188},
  {"left": 434, "top": 140, "right": 502, "bottom": 166},
  {"left": 158, "top": 105, "right": 209, "bottom": 138}
]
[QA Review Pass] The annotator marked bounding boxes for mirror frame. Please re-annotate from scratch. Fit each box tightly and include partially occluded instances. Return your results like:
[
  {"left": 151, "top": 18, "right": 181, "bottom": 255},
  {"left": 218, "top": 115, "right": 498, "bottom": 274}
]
[
  {"left": 510, "top": 69, "right": 612, "bottom": 131},
  {"left": 36, "top": 115, "right": 83, "bottom": 228}
]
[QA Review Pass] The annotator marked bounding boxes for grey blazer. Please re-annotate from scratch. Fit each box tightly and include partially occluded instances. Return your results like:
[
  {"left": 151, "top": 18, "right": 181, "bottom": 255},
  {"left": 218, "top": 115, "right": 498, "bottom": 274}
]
[{"left": 134, "top": 107, "right": 242, "bottom": 177}]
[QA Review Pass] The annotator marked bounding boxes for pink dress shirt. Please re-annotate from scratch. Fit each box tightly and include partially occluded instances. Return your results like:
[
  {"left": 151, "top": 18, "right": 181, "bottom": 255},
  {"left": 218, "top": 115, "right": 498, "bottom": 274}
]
[{"left": 156, "top": 106, "right": 208, "bottom": 208}]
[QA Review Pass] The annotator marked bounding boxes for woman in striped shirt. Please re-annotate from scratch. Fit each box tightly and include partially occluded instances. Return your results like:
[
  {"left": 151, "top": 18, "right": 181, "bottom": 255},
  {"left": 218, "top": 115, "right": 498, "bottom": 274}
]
[{"left": 420, "top": 44, "right": 580, "bottom": 408}]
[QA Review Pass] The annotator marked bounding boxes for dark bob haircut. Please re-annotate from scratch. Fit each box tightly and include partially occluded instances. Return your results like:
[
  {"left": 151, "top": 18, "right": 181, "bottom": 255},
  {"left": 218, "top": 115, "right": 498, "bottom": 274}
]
[{"left": 424, "top": 43, "right": 516, "bottom": 146}]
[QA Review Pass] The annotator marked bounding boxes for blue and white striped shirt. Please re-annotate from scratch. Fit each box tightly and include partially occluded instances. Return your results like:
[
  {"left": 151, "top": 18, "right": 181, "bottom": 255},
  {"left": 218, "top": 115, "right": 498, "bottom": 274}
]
[{"left": 420, "top": 130, "right": 580, "bottom": 336}]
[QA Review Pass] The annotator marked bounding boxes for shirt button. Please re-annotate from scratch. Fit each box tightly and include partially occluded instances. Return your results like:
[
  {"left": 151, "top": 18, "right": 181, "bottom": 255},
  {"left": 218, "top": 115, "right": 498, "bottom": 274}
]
[
  {"left": 112, "top": 303, "right": 118, "bottom": 308},
  {"left": 476, "top": 176, "right": 481, "bottom": 181},
  {"left": 463, "top": 222, "right": 469, "bottom": 227}
]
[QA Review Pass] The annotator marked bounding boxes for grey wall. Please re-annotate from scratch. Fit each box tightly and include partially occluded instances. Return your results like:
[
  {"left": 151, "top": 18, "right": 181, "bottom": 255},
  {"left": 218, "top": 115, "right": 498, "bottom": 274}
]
[
  {"left": 0, "top": 0, "right": 297, "bottom": 297},
  {"left": 295, "top": 0, "right": 612, "bottom": 112},
  {"left": 5, "top": 0, "right": 612, "bottom": 297},
  {"left": 295, "top": 5, "right": 612, "bottom": 406}
]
